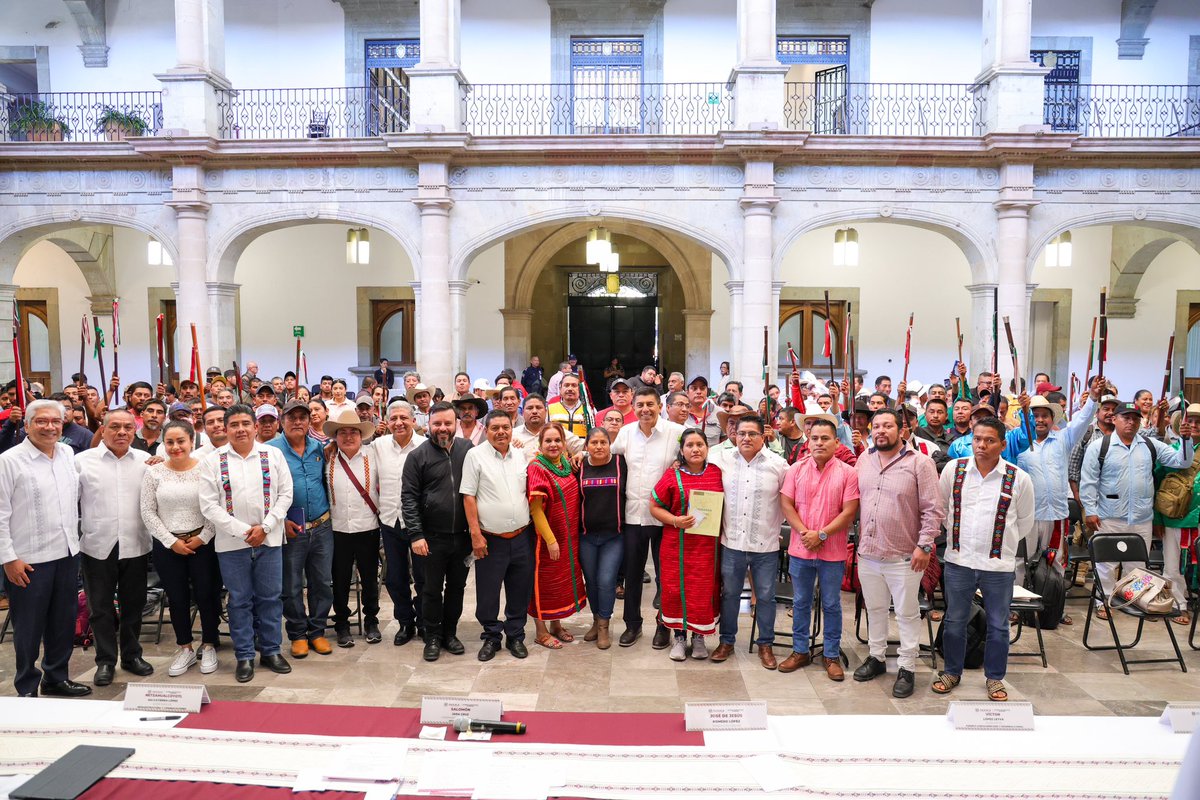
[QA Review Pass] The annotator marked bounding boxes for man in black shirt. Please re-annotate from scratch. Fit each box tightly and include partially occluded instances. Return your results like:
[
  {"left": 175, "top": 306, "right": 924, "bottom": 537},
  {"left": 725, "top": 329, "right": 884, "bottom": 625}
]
[{"left": 401, "top": 402, "right": 473, "bottom": 662}]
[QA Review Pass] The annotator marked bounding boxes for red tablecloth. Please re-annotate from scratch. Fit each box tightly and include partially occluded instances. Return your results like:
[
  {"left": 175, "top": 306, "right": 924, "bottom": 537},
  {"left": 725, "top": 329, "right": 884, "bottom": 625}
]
[{"left": 80, "top": 701, "right": 701, "bottom": 799}]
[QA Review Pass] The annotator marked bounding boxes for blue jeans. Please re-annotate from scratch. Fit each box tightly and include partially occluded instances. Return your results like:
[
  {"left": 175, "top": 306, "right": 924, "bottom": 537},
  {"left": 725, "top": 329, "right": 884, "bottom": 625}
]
[
  {"left": 942, "top": 561, "right": 1014, "bottom": 680},
  {"left": 719, "top": 548, "right": 778, "bottom": 646},
  {"left": 579, "top": 531, "right": 623, "bottom": 620},
  {"left": 282, "top": 519, "right": 333, "bottom": 641},
  {"left": 218, "top": 545, "right": 284, "bottom": 661},
  {"left": 789, "top": 556, "right": 845, "bottom": 658}
]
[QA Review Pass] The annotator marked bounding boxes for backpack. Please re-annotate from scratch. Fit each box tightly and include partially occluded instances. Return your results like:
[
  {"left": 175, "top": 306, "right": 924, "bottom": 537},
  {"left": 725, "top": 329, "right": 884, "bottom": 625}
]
[
  {"left": 1154, "top": 447, "right": 1200, "bottom": 520},
  {"left": 934, "top": 601, "right": 987, "bottom": 669},
  {"left": 1023, "top": 555, "right": 1068, "bottom": 631}
]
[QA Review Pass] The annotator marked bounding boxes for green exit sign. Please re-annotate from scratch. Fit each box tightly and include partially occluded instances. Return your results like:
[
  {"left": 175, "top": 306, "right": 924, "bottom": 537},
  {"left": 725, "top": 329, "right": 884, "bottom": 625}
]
[{"left": 292, "top": 325, "right": 304, "bottom": 338}]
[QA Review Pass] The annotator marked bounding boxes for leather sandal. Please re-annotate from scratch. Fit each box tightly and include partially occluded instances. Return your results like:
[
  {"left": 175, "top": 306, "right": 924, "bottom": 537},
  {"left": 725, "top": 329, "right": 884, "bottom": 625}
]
[
  {"left": 931, "top": 672, "right": 960, "bottom": 695},
  {"left": 535, "top": 633, "right": 562, "bottom": 650},
  {"left": 986, "top": 679, "right": 1008, "bottom": 702}
]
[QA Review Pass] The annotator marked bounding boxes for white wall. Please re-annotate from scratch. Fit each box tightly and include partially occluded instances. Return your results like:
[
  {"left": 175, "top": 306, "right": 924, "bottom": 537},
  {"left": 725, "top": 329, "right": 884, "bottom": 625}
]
[
  {"left": 225, "top": 0, "right": 344, "bottom": 88},
  {"left": 870, "top": 0, "right": 981, "bottom": 83},
  {"left": 463, "top": 242, "right": 507, "bottom": 382},
  {"left": 235, "top": 224, "right": 413, "bottom": 381},
  {"left": 663, "top": 0, "right": 736, "bottom": 83},
  {"left": 779, "top": 222, "right": 973, "bottom": 388},
  {"left": 461, "top": 0, "right": 551, "bottom": 83},
  {"left": 13, "top": 241, "right": 92, "bottom": 389}
]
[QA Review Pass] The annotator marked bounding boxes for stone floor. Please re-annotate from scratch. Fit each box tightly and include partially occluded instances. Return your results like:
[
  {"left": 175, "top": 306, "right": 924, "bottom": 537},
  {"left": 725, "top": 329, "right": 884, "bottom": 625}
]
[{"left": 2, "top": 572, "right": 1197, "bottom": 716}]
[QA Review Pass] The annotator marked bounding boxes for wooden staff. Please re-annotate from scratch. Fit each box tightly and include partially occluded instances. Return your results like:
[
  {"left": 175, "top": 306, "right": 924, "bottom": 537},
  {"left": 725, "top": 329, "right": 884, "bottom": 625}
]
[
  {"left": 11, "top": 300, "right": 26, "bottom": 413},
  {"left": 301, "top": 350, "right": 309, "bottom": 385},
  {"left": 842, "top": 302, "right": 852, "bottom": 392},
  {"left": 954, "top": 316, "right": 966, "bottom": 400},
  {"left": 92, "top": 314, "right": 107, "bottom": 402},
  {"left": 1097, "top": 289, "right": 1108, "bottom": 381},
  {"left": 848, "top": 334, "right": 857, "bottom": 405},
  {"left": 901, "top": 312, "right": 914, "bottom": 385},
  {"left": 79, "top": 314, "right": 89, "bottom": 381},
  {"left": 1160, "top": 333, "right": 1175, "bottom": 403},
  {"left": 110, "top": 299, "right": 121, "bottom": 408},
  {"left": 991, "top": 287, "right": 999, "bottom": 379},
  {"left": 190, "top": 323, "right": 205, "bottom": 410},
  {"left": 233, "top": 360, "right": 243, "bottom": 399},
  {"left": 1068, "top": 372, "right": 1078, "bottom": 421},
  {"left": 1083, "top": 315, "right": 1098, "bottom": 389},
  {"left": 155, "top": 314, "right": 166, "bottom": 389},
  {"left": 1003, "top": 315, "right": 1035, "bottom": 451},
  {"left": 761, "top": 326, "right": 771, "bottom": 420},
  {"left": 822, "top": 291, "right": 837, "bottom": 388},
  {"left": 295, "top": 337, "right": 302, "bottom": 391}
]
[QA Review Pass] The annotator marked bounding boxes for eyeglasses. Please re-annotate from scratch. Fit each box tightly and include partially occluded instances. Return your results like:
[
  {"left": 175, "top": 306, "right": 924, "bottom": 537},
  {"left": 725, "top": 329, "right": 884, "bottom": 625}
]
[
  {"left": 31, "top": 418, "right": 63, "bottom": 428},
  {"left": 735, "top": 431, "right": 762, "bottom": 439}
]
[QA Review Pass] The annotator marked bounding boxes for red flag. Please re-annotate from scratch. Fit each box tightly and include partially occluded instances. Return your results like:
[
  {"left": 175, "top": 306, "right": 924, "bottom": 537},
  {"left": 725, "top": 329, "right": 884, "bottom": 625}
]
[
  {"left": 822, "top": 318, "right": 832, "bottom": 359},
  {"left": 12, "top": 299, "right": 26, "bottom": 413}
]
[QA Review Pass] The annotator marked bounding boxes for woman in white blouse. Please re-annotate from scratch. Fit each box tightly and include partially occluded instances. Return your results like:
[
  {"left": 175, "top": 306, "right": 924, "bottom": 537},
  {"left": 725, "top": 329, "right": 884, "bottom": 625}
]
[{"left": 140, "top": 419, "right": 222, "bottom": 678}]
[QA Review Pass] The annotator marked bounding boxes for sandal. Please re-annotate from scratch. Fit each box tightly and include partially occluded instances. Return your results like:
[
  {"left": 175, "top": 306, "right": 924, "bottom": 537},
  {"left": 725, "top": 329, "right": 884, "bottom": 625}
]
[
  {"left": 535, "top": 634, "right": 562, "bottom": 650},
  {"left": 1171, "top": 613, "right": 1191, "bottom": 626},
  {"left": 987, "top": 679, "right": 1008, "bottom": 702},
  {"left": 1060, "top": 614, "right": 1074, "bottom": 626},
  {"left": 615, "top": 584, "right": 625, "bottom": 600},
  {"left": 931, "top": 672, "right": 960, "bottom": 695},
  {"left": 930, "top": 610, "right": 944, "bottom": 622},
  {"left": 1095, "top": 605, "right": 1110, "bottom": 621},
  {"left": 549, "top": 623, "right": 574, "bottom": 643}
]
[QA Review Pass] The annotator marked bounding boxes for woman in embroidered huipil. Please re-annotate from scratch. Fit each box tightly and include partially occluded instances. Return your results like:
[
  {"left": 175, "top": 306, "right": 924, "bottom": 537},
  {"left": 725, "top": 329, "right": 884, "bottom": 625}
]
[
  {"left": 527, "top": 422, "right": 587, "bottom": 648},
  {"left": 140, "top": 420, "right": 221, "bottom": 679},
  {"left": 651, "top": 428, "right": 723, "bottom": 661}
]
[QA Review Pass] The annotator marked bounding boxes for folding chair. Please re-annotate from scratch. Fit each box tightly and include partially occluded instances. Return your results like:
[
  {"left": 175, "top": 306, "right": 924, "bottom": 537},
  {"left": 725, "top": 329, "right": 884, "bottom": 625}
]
[
  {"left": 853, "top": 586, "right": 938, "bottom": 669},
  {"left": 1082, "top": 533, "right": 1187, "bottom": 674},
  {"left": 0, "top": 606, "right": 9, "bottom": 644},
  {"left": 307, "top": 111, "right": 330, "bottom": 138},
  {"left": 1008, "top": 541, "right": 1048, "bottom": 668},
  {"left": 140, "top": 587, "right": 167, "bottom": 645}
]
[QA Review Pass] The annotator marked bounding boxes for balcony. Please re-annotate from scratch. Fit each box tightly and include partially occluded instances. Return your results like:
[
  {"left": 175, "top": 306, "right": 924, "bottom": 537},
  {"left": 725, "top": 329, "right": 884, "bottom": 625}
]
[
  {"left": 783, "top": 82, "right": 988, "bottom": 137},
  {"left": 1044, "top": 84, "right": 1200, "bottom": 138},
  {"left": 460, "top": 82, "right": 733, "bottom": 136},
  {"left": 216, "top": 86, "right": 410, "bottom": 139},
  {"left": 1, "top": 91, "right": 163, "bottom": 143}
]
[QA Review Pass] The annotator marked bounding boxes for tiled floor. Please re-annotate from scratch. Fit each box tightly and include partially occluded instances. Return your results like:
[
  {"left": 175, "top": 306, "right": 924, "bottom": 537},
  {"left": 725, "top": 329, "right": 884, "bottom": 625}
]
[{"left": 2, "top": 572, "right": 1196, "bottom": 716}]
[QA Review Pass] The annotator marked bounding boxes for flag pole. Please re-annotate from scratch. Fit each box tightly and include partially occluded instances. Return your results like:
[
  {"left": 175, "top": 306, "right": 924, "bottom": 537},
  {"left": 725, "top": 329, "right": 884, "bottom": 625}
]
[
  {"left": 901, "top": 312, "right": 914, "bottom": 386},
  {"left": 11, "top": 300, "right": 26, "bottom": 413},
  {"left": 822, "top": 291, "right": 837, "bottom": 389},
  {"left": 93, "top": 315, "right": 107, "bottom": 405},
  {"left": 1003, "top": 315, "right": 1035, "bottom": 451},
  {"left": 109, "top": 299, "right": 121, "bottom": 408},
  {"left": 1097, "top": 288, "right": 1108, "bottom": 382}
]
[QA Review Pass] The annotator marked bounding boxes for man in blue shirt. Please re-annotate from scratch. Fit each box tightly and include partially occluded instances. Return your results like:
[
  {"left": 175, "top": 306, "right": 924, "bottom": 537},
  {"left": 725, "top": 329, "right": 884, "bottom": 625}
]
[
  {"left": 946, "top": 395, "right": 1033, "bottom": 463},
  {"left": 1080, "top": 401, "right": 1195, "bottom": 618},
  {"left": 267, "top": 400, "right": 334, "bottom": 658}
]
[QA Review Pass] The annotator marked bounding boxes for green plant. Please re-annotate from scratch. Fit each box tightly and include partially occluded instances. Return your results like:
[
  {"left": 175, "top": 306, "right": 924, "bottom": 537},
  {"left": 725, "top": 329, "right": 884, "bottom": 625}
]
[
  {"left": 97, "top": 106, "right": 149, "bottom": 135},
  {"left": 9, "top": 100, "right": 71, "bottom": 138}
]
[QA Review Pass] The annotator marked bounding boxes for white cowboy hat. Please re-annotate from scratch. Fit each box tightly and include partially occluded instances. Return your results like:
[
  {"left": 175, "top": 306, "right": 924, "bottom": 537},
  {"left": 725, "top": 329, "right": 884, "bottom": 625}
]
[
  {"left": 323, "top": 408, "right": 376, "bottom": 438},
  {"left": 1027, "top": 395, "right": 1065, "bottom": 428},
  {"left": 472, "top": 378, "right": 500, "bottom": 398},
  {"left": 797, "top": 411, "right": 839, "bottom": 428},
  {"left": 405, "top": 383, "right": 438, "bottom": 404}
]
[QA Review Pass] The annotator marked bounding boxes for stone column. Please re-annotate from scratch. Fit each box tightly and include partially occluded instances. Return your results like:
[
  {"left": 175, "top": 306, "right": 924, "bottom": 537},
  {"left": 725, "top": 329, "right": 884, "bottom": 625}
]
[
  {"left": 736, "top": 160, "right": 780, "bottom": 403},
  {"left": 206, "top": 281, "right": 240, "bottom": 368},
  {"left": 167, "top": 194, "right": 216, "bottom": 371},
  {"left": 448, "top": 279, "right": 470, "bottom": 373},
  {"left": 966, "top": 283, "right": 1001, "bottom": 380},
  {"left": 0, "top": 284, "right": 16, "bottom": 382},
  {"left": 413, "top": 160, "right": 454, "bottom": 389},
  {"left": 682, "top": 308, "right": 714, "bottom": 382},
  {"left": 975, "top": 0, "right": 1047, "bottom": 132},
  {"left": 501, "top": 307, "right": 534, "bottom": 380},
  {"left": 157, "top": 0, "right": 231, "bottom": 137},
  {"left": 993, "top": 161, "right": 1038, "bottom": 392},
  {"left": 408, "top": 0, "right": 465, "bottom": 132},
  {"left": 725, "top": 281, "right": 744, "bottom": 390},
  {"left": 730, "top": 0, "right": 788, "bottom": 130}
]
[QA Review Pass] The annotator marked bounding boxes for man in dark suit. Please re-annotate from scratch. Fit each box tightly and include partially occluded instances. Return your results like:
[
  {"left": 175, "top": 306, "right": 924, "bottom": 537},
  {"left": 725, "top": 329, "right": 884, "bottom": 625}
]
[{"left": 373, "top": 358, "right": 395, "bottom": 391}]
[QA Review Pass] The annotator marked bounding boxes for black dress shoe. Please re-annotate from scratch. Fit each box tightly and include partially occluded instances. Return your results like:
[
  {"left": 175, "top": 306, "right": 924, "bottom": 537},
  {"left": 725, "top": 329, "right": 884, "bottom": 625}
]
[
  {"left": 40, "top": 680, "right": 92, "bottom": 698},
  {"left": 394, "top": 623, "right": 416, "bottom": 646},
  {"left": 651, "top": 623, "right": 671, "bottom": 650},
  {"left": 235, "top": 660, "right": 255, "bottom": 683},
  {"left": 423, "top": 640, "right": 441, "bottom": 662},
  {"left": 506, "top": 639, "right": 528, "bottom": 659},
  {"left": 442, "top": 636, "right": 465, "bottom": 655},
  {"left": 653, "top": 587, "right": 661, "bottom": 610},
  {"left": 94, "top": 665, "right": 115, "bottom": 686},
  {"left": 478, "top": 639, "right": 501, "bottom": 662},
  {"left": 121, "top": 657, "right": 154, "bottom": 677},
  {"left": 642, "top": 570, "right": 651, "bottom": 584},
  {"left": 618, "top": 624, "right": 642, "bottom": 647},
  {"left": 364, "top": 623, "right": 382, "bottom": 644},
  {"left": 336, "top": 629, "right": 355, "bottom": 648},
  {"left": 260, "top": 654, "right": 292, "bottom": 674},
  {"left": 853, "top": 655, "right": 887, "bottom": 682},
  {"left": 892, "top": 668, "right": 915, "bottom": 698}
]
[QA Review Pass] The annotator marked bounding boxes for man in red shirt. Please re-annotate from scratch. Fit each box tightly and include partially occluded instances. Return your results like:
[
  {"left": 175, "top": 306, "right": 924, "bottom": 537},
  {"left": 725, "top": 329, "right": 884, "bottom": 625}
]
[{"left": 597, "top": 378, "right": 637, "bottom": 425}]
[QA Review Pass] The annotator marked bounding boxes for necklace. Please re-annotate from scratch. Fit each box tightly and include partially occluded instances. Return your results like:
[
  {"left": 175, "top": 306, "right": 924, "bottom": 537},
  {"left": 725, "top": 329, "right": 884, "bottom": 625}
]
[
  {"left": 535, "top": 453, "right": 572, "bottom": 477},
  {"left": 679, "top": 462, "right": 707, "bottom": 476}
]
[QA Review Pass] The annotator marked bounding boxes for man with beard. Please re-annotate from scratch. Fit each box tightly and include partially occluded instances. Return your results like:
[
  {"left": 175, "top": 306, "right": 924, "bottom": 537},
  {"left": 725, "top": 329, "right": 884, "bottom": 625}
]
[
  {"left": 548, "top": 374, "right": 590, "bottom": 438},
  {"left": 131, "top": 398, "right": 166, "bottom": 455}
]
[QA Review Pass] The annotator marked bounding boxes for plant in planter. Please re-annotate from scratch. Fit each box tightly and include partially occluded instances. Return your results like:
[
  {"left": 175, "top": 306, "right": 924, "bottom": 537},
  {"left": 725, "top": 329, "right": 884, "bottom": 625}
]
[
  {"left": 9, "top": 101, "right": 71, "bottom": 142},
  {"left": 97, "top": 107, "right": 149, "bottom": 141}
]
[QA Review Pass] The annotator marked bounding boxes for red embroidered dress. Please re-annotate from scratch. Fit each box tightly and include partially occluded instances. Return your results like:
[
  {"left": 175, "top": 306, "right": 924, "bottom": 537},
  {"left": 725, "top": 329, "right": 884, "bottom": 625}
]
[
  {"left": 652, "top": 463, "right": 723, "bottom": 636},
  {"left": 527, "top": 456, "right": 587, "bottom": 620}
]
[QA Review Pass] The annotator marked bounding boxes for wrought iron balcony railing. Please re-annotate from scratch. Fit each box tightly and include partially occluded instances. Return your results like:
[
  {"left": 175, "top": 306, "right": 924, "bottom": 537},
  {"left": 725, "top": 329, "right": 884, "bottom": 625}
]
[
  {"left": 216, "top": 86, "right": 410, "bottom": 139},
  {"left": 784, "top": 82, "right": 988, "bottom": 137},
  {"left": 1, "top": 91, "right": 162, "bottom": 143},
  {"left": 1044, "top": 84, "right": 1200, "bottom": 137},
  {"left": 461, "top": 82, "right": 732, "bottom": 136}
]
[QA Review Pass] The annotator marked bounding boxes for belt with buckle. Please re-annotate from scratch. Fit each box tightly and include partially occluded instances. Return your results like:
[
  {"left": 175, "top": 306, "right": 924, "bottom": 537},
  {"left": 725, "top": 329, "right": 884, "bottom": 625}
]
[
  {"left": 484, "top": 527, "right": 526, "bottom": 539},
  {"left": 306, "top": 511, "right": 331, "bottom": 530}
]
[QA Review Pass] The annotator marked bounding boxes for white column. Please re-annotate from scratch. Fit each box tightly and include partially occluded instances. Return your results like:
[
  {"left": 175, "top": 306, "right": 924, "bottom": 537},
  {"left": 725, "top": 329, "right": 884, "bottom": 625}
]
[
  {"left": 414, "top": 159, "right": 455, "bottom": 389},
  {"left": 725, "top": 281, "right": 744, "bottom": 391},
  {"left": 448, "top": 279, "right": 470, "bottom": 373},
  {"left": 682, "top": 309, "right": 714, "bottom": 383},
  {"left": 975, "top": 0, "right": 1047, "bottom": 132},
  {"left": 736, "top": 160, "right": 780, "bottom": 403},
  {"left": 0, "top": 284, "right": 16, "bottom": 383},
  {"left": 168, "top": 200, "right": 217, "bottom": 372},
  {"left": 206, "top": 281, "right": 240, "bottom": 369},
  {"left": 730, "top": 0, "right": 788, "bottom": 130},
  {"left": 157, "top": 0, "right": 231, "bottom": 137},
  {"left": 966, "top": 283, "right": 1000, "bottom": 379},
  {"left": 408, "top": 0, "right": 465, "bottom": 132},
  {"left": 995, "top": 202, "right": 1035, "bottom": 392},
  {"left": 501, "top": 307, "right": 534, "bottom": 380}
]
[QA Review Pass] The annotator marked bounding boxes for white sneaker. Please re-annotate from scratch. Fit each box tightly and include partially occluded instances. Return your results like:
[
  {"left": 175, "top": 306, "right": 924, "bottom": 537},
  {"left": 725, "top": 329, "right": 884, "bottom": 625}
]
[
  {"left": 690, "top": 635, "right": 709, "bottom": 660},
  {"left": 669, "top": 636, "right": 687, "bottom": 662},
  {"left": 168, "top": 647, "right": 197, "bottom": 677},
  {"left": 198, "top": 644, "right": 218, "bottom": 674}
]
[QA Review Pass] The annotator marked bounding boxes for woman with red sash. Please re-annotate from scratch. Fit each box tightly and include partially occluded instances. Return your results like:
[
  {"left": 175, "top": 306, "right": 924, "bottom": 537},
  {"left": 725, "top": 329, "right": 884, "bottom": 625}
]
[
  {"left": 527, "top": 422, "right": 587, "bottom": 648},
  {"left": 651, "top": 428, "right": 722, "bottom": 661}
]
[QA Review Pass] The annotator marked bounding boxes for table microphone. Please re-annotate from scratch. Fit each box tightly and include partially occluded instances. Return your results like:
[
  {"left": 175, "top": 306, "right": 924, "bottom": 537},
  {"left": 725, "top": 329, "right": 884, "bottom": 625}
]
[{"left": 453, "top": 716, "right": 526, "bottom": 735}]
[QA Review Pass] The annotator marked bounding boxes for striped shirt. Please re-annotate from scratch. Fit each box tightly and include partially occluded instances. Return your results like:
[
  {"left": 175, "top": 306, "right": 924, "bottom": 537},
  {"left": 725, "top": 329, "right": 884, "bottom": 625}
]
[{"left": 855, "top": 444, "right": 945, "bottom": 561}]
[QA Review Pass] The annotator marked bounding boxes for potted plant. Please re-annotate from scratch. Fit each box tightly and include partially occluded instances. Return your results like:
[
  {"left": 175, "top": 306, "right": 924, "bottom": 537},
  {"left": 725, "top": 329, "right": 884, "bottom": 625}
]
[
  {"left": 9, "top": 101, "right": 70, "bottom": 142},
  {"left": 97, "top": 106, "right": 149, "bottom": 141}
]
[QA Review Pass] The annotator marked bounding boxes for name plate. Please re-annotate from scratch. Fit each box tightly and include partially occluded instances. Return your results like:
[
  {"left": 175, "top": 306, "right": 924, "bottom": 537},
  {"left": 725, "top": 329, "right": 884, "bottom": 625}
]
[
  {"left": 1160, "top": 703, "right": 1200, "bottom": 734},
  {"left": 684, "top": 702, "right": 768, "bottom": 731},
  {"left": 420, "top": 695, "right": 504, "bottom": 726},
  {"left": 948, "top": 701, "right": 1034, "bottom": 731},
  {"left": 124, "top": 682, "right": 210, "bottom": 714}
]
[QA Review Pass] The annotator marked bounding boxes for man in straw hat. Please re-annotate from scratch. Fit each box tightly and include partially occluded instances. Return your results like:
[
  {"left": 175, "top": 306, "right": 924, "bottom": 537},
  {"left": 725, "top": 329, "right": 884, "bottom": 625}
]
[
  {"left": 406, "top": 383, "right": 436, "bottom": 432},
  {"left": 454, "top": 395, "right": 489, "bottom": 447},
  {"left": 323, "top": 408, "right": 382, "bottom": 647}
]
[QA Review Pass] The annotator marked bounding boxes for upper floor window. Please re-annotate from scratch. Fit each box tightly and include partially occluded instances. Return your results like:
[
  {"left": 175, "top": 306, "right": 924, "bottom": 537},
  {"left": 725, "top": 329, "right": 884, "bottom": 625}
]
[
  {"left": 1031, "top": 50, "right": 1081, "bottom": 132},
  {"left": 570, "top": 37, "right": 644, "bottom": 134},
  {"left": 363, "top": 39, "right": 418, "bottom": 135}
]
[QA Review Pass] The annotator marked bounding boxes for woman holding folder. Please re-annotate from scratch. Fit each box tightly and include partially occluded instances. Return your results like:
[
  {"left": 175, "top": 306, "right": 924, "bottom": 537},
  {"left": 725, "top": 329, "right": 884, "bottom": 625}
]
[{"left": 650, "top": 428, "right": 723, "bottom": 662}]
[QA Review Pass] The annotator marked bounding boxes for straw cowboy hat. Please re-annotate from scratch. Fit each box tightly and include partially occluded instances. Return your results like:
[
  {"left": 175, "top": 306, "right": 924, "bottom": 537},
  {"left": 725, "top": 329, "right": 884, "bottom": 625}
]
[
  {"left": 717, "top": 404, "right": 755, "bottom": 428},
  {"left": 323, "top": 408, "right": 375, "bottom": 438},
  {"left": 1027, "top": 395, "right": 1064, "bottom": 428},
  {"left": 406, "top": 383, "right": 437, "bottom": 404},
  {"left": 797, "top": 411, "right": 839, "bottom": 429}
]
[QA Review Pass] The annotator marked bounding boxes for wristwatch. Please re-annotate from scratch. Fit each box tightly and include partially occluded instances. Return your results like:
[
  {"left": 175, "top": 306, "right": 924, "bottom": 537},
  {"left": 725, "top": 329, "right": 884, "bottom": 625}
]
[
  {"left": 919, "top": 544, "right": 933, "bottom": 554},
  {"left": 262, "top": 522, "right": 273, "bottom": 536},
  {"left": 817, "top": 531, "right": 828, "bottom": 542}
]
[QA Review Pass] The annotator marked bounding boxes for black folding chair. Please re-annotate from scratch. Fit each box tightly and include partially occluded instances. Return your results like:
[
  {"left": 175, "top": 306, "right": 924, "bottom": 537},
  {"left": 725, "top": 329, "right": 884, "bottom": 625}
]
[
  {"left": 1082, "top": 533, "right": 1187, "bottom": 674},
  {"left": 1009, "top": 541, "right": 1048, "bottom": 668},
  {"left": 853, "top": 587, "right": 938, "bottom": 669}
]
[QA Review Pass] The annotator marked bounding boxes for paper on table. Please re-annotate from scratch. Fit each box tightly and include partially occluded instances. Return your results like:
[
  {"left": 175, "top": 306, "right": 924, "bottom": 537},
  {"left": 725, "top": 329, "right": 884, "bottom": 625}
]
[
  {"left": 416, "top": 750, "right": 493, "bottom": 795},
  {"left": 686, "top": 490, "right": 723, "bottom": 537},
  {"left": 419, "top": 726, "right": 448, "bottom": 740},
  {"left": 471, "top": 761, "right": 564, "bottom": 800},
  {"left": 739, "top": 753, "right": 801, "bottom": 792},
  {"left": 328, "top": 742, "right": 409, "bottom": 782},
  {"left": 292, "top": 768, "right": 399, "bottom": 798}
]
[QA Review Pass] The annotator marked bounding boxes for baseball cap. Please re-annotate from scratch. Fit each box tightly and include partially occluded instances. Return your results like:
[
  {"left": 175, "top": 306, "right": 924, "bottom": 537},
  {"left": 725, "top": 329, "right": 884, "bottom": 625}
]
[
  {"left": 1035, "top": 381, "right": 1062, "bottom": 394},
  {"left": 1186, "top": 403, "right": 1200, "bottom": 416},
  {"left": 281, "top": 400, "right": 310, "bottom": 416},
  {"left": 255, "top": 404, "right": 279, "bottom": 419},
  {"left": 1099, "top": 394, "right": 1120, "bottom": 407},
  {"left": 609, "top": 377, "right": 632, "bottom": 390},
  {"left": 355, "top": 395, "right": 374, "bottom": 407},
  {"left": 1115, "top": 401, "right": 1142, "bottom": 417},
  {"left": 688, "top": 376, "right": 709, "bottom": 388},
  {"left": 168, "top": 401, "right": 192, "bottom": 417}
]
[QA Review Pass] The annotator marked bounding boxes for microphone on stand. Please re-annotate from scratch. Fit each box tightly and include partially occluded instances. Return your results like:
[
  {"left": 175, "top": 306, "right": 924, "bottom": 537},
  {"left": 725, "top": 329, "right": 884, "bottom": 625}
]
[{"left": 452, "top": 716, "right": 526, "bottom": 735}]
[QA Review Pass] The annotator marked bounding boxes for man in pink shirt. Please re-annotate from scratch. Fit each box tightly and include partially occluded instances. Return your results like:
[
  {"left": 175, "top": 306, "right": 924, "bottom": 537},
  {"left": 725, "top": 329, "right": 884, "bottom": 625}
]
[{"left": 778, "top": 418, "right": 860, "bottom": 681}]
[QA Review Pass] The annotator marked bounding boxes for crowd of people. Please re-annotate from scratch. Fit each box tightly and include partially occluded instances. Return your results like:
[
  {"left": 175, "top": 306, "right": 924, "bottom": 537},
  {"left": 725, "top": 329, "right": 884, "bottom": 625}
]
[{"left": 0, "top": 351, "right": 1197, "bottom": 705}]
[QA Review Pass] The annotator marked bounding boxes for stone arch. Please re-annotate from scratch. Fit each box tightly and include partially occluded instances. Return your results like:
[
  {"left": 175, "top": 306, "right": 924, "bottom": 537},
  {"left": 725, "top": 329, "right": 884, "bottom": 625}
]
[
  {"left": 773, "top": 206, "right": 995, "bottom": 284},
  {"left": 211, "top": 208, "right": 420, "bottom": 284},
  {"left": 1027, "top": 210, "right": 1200, "bottom": 276},
  {"left": 0, "top": 213, "right": 178, "bottom": 286}
]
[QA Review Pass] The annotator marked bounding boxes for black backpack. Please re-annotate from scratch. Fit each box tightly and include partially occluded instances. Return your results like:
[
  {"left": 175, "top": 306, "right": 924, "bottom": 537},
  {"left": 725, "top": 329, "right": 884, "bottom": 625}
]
[
  {"left": 1023, "top": 555, "right": 1068, "bottom": 631},
  {"left": 934, "top": 601, "right": 987, "bottom": 669}
]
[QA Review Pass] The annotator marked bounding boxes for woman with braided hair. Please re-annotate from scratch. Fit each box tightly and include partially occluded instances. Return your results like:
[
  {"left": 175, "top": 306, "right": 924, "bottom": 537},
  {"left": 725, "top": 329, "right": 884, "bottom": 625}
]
[{"left": 527, "top": 422, "right": 587, "bottom": 648}]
